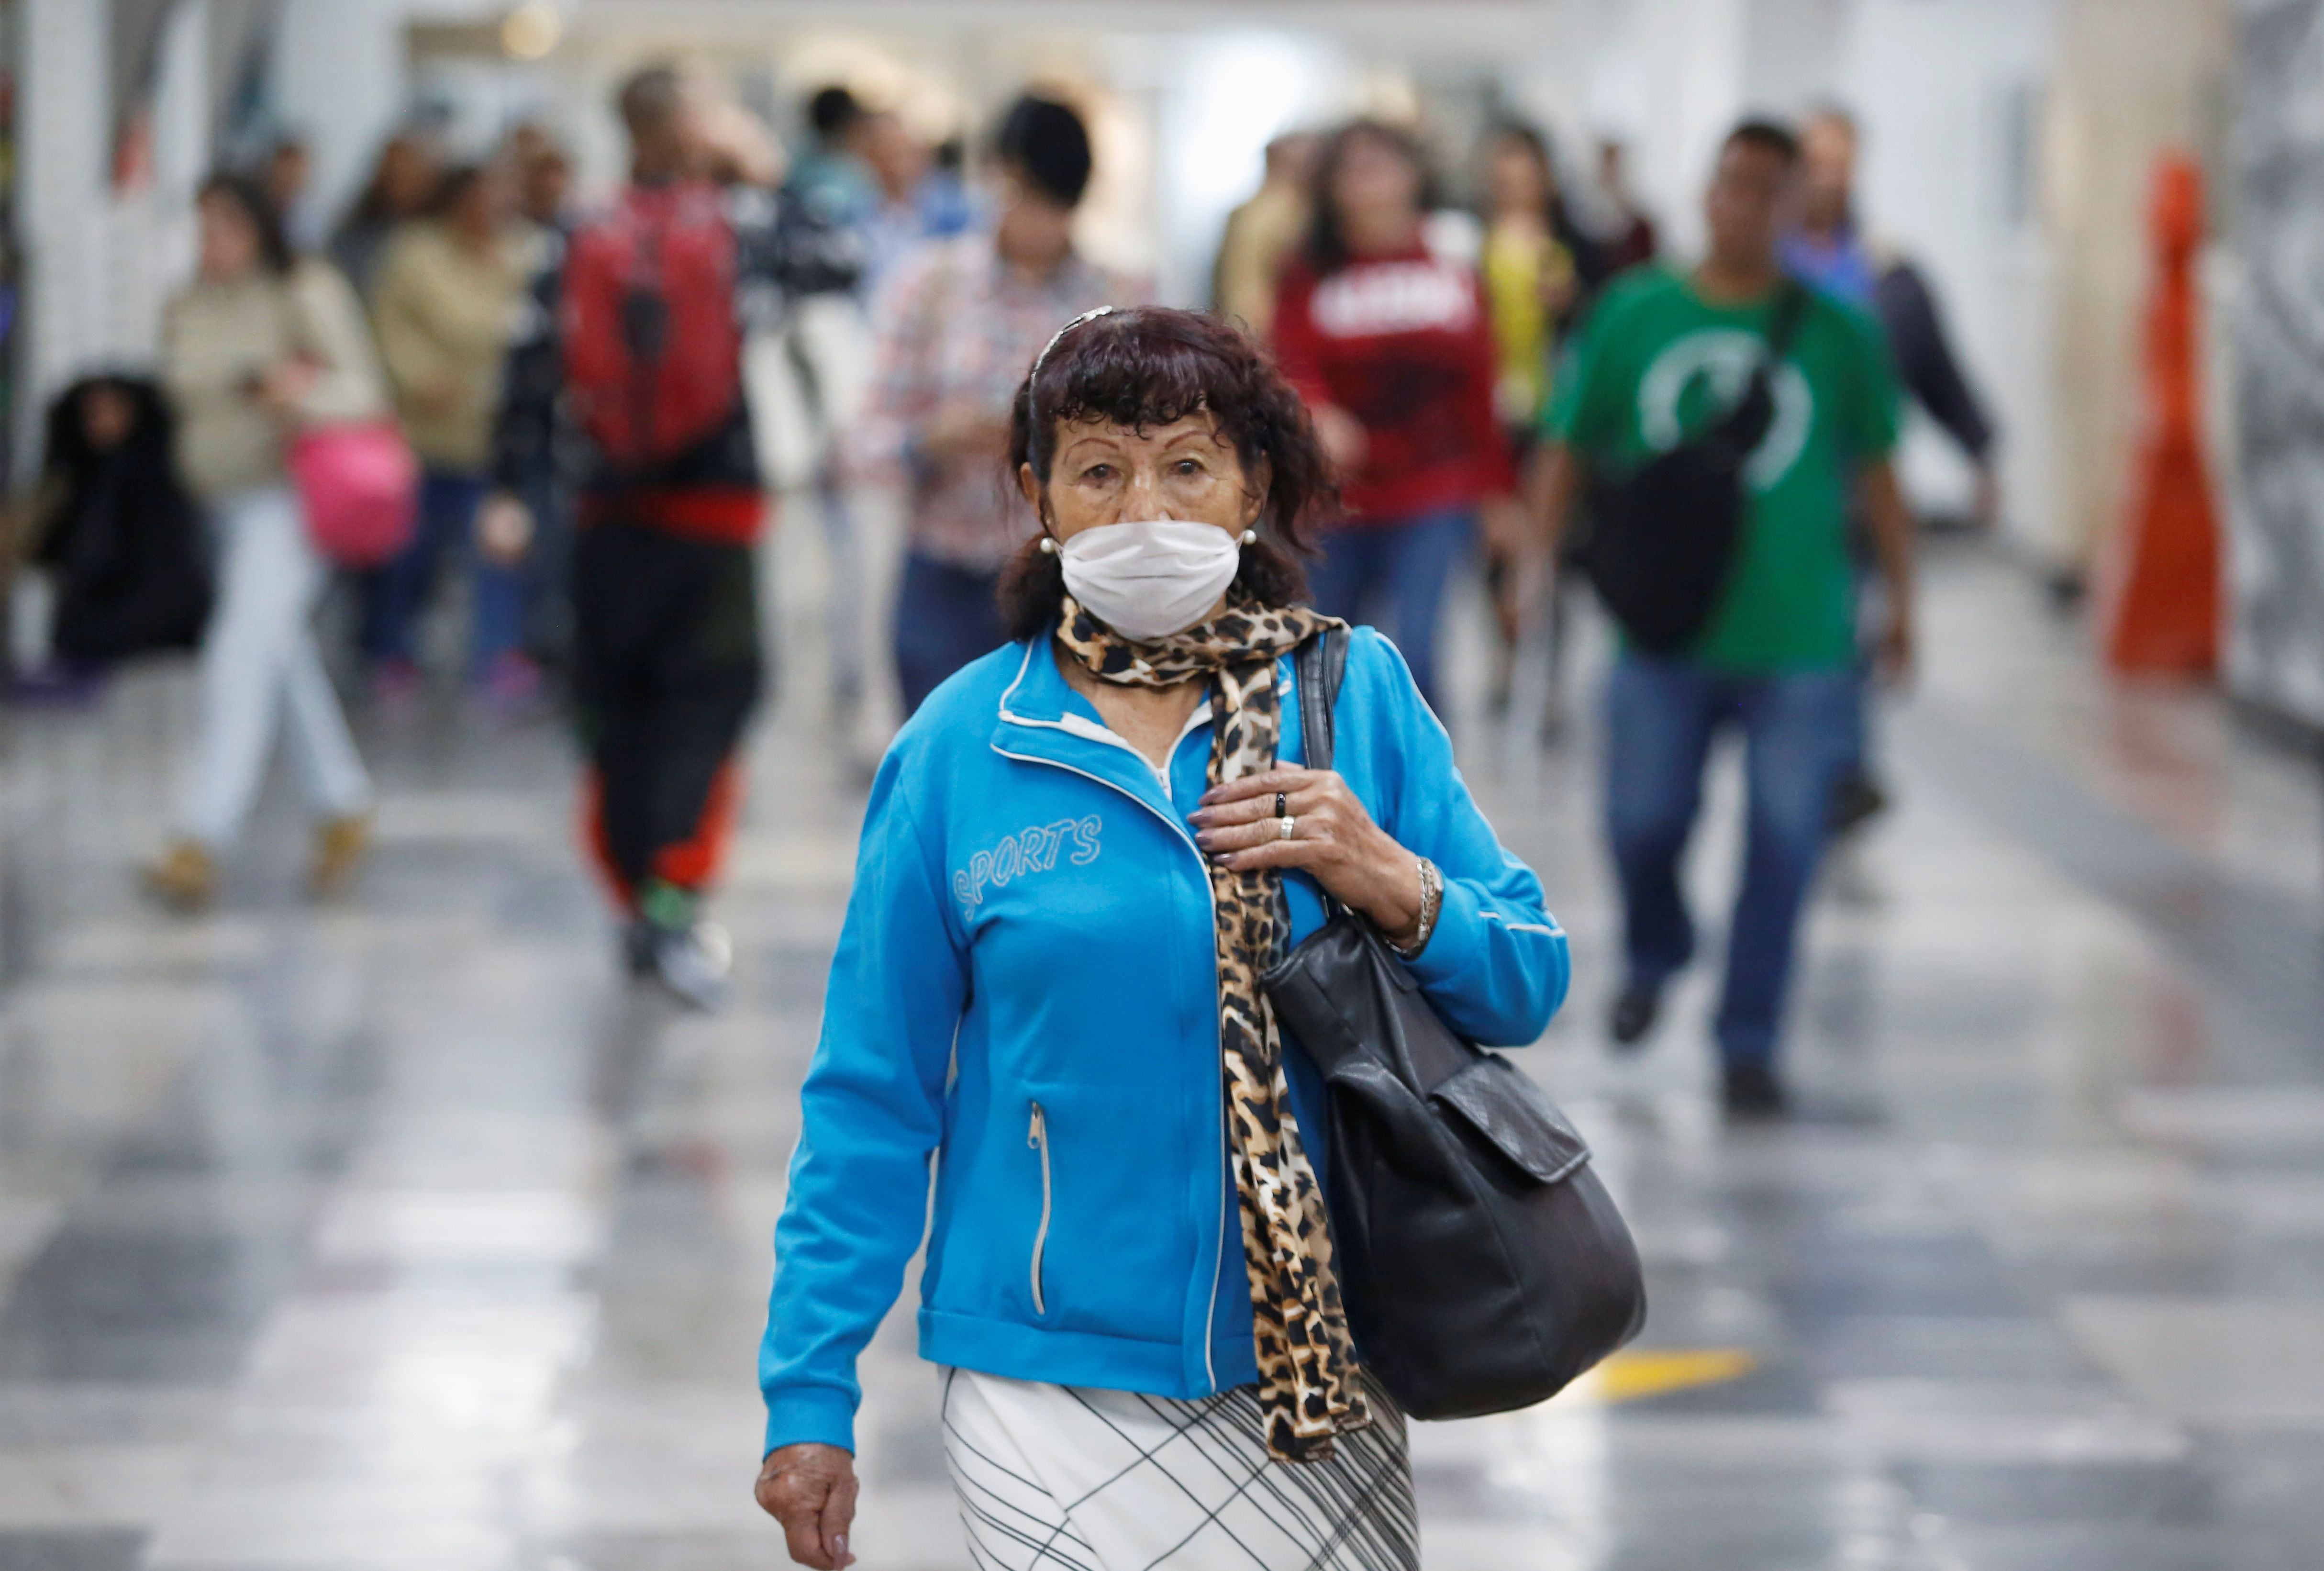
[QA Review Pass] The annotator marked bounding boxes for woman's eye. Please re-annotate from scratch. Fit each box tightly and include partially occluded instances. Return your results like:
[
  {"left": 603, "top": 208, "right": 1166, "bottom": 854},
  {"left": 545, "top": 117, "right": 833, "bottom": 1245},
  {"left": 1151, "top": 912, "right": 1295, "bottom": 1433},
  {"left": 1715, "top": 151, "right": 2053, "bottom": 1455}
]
[
  {"left": 1080, "top": 464, "right": 1113, "bottom": 483},
  {"left": 1173, "top": 459, "right": 1204, "bottom": 477}
]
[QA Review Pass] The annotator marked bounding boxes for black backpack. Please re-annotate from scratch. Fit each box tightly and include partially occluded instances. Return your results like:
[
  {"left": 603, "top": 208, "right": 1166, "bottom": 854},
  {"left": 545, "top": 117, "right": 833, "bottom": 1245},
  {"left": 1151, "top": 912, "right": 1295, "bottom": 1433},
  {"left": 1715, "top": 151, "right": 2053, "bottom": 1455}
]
[
  {"left": 36, "top": 378, "right": 212, "bottom": 665},
  {"left": 1261, "top": 628, "right": 1646, "bottom": 1420},
  {"left": 1574, "top": 283, "right": 1811, "bottom": 653}
]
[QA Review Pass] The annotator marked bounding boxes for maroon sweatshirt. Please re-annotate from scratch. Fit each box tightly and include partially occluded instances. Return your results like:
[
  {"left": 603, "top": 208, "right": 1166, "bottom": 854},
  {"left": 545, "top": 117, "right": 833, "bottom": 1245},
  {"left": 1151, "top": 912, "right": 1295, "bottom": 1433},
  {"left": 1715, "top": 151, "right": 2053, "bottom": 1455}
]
[{"left": 1272, "top": 245, "right": 1514, "bottom": 526}]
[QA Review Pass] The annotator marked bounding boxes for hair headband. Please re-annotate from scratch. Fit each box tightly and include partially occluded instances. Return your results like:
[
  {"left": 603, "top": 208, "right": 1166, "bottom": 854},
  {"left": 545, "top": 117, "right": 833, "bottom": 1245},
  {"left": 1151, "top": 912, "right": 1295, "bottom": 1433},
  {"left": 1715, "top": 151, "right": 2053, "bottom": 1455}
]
[{"left": 1028, "top": 305, "right": 1117, "bottom": 384}]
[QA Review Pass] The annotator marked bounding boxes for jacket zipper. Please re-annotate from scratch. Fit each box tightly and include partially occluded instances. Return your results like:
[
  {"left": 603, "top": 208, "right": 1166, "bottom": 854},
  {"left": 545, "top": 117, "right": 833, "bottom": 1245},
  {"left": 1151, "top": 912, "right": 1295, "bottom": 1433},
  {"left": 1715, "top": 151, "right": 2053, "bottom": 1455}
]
[
  {"left": 992, "top": 739, "right": 1228, "bottom": 1389},
  {"left": 1055, "top": 707, "right": 1213, "bottom": 804},
  {"left": 1027, "top": 1101, "right": 1052, "bottom": 1316}
]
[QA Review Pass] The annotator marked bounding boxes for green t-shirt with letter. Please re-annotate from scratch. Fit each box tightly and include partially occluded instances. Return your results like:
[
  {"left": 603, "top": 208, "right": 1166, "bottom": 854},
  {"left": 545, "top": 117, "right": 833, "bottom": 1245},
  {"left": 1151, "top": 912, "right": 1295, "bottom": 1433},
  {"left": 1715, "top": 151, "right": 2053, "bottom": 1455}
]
[{"left": 1543, "top": 267, "right": 1901, "bottom": 672}]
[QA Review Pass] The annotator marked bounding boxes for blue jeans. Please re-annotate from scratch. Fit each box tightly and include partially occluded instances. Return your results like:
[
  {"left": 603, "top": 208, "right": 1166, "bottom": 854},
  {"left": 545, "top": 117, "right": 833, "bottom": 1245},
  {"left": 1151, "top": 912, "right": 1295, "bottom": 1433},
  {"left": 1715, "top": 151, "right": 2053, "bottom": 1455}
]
[
  {"left": 1304, "top": 509, "right": 1473, "bottom": 713},
  {"left": 363, "top": 469, "right": 527, "bottom": 678},
  {"left": 895, "top": 550, "right": 1003, "bottom": 716},
  {"left": 518, "top": 476, "right": 574, "bottom": 666},
  {"left": 1603, "top": 652, "right": 1855, "bottom": 1068}
]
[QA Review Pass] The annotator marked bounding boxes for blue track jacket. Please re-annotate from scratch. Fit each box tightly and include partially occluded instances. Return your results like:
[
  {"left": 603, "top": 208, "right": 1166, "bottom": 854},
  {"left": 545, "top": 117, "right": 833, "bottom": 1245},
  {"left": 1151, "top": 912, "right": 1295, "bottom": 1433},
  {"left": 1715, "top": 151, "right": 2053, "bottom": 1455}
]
[{"left": 759, "top": 625, "right": 1570, "bottom": 1454}]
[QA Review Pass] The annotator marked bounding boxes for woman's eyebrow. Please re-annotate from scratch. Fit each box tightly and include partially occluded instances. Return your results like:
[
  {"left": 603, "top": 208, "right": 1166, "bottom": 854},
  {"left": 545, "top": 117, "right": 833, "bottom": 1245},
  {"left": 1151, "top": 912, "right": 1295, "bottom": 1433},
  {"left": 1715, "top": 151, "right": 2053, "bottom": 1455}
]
[{"left": 1158, "top": 424, "right": 1228, "bottom": 450}]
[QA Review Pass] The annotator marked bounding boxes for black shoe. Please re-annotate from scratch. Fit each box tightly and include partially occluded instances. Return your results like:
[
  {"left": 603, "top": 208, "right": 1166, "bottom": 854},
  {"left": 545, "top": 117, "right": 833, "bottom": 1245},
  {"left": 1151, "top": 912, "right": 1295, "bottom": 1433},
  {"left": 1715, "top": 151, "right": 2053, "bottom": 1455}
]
[
  {"left": 1608, "top": 982, "right": 1661, "bottom": 1048},
  {"left": 1828, "top": 771, "right": 1890, "bottom": 836},
  {"left": 1721, "top": 1061, "right": 1789, "bottom": 1119}
]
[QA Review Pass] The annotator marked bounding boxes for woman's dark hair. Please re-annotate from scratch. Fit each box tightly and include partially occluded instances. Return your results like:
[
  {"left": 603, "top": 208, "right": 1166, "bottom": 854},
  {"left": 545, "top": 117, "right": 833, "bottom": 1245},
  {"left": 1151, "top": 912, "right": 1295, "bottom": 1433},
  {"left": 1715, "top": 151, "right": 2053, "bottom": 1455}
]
[
  {"left": 999, "top": 307, "right": 1333, "bottom": 641},
  {"left": 1481, "top": 120, "right": 1556, "bottom": 210},
  {"left": 425, "top": 162, "right": 487, "bottom": 221},
  {"left": 993, "top": 94, "right": 1093, "bottom": 209},
  {"left": 1306, "top": 118, "right": 1439, "bottom": 274},
  {"left": 43, "top": 375, "right": 173, "bottom": 479},
  {"left": 198, "top": 171, "right": 294, "bottom": 275},
  {"left": 342, "top": 133, "right": 432, "bottom": 227}
]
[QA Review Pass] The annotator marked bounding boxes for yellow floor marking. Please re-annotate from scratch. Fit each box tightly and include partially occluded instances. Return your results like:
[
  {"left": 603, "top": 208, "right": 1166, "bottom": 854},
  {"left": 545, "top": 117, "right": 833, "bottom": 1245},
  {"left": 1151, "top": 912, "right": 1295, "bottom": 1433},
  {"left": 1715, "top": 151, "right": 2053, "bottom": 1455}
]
[{"left": 1557, "top": 1348, "right": 1759, "bottom": 1405}]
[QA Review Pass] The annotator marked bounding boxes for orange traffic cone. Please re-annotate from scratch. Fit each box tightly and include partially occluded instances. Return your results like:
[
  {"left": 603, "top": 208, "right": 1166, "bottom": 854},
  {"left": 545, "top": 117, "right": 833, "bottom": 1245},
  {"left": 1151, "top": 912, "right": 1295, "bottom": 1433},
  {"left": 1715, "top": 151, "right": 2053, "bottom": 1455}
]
[{"left": 2102, "top": 153, "right": 2222, "bottom": 675}]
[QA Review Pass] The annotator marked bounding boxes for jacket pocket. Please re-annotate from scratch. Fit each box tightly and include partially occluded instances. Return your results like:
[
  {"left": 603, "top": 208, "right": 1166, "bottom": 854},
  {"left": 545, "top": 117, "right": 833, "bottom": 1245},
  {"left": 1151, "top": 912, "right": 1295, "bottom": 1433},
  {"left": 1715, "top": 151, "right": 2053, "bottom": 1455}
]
[
  {"left": 1016, "top": 1081, "right": 1190, "bottom": 1341},
  {"left": 926, "top": 1079, "right": 1189, "bottom": 1341},
  {"left": 1027, "top": 1100, "right": 1053, "bottom": 1317}
]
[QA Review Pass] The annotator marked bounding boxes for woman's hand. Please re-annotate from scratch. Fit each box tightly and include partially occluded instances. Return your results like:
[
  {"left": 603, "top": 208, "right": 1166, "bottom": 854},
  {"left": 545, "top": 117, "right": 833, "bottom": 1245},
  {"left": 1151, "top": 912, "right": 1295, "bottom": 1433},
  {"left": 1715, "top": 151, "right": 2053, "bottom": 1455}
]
[
  {"left": 1479, "top": 494, "right": 1543, "bottom": 646},
  {"left": 405, "top": 372, "right": 463, "bottom": 418},
  {"left": 1877, "top": 604, "right": 1916, "bottom": 690},
  {"left": 755, "top": 1443, "right": 859, "bottom": 1569},
  {"left": 1192, "top": 768, "right": 1425, "bottom": 943},
  {"left": 253, "top": 359, "right": 320, "bottom": 418},
  {"left": 474, "top": 492, "right": 534, "bottom": 566},
  {"left": 1537, "top": 265, "right": 1578, "bottom": 317},
  {"left": 1310, "top": 404, "right": 1369, "bottom": 479}
]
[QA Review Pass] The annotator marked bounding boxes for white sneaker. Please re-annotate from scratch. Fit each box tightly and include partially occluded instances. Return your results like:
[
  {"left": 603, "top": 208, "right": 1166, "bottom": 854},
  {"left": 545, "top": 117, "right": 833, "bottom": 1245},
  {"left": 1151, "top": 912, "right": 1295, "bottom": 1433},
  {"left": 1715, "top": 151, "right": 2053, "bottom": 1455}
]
[{"left": 645, "top": 920, "right": 733, "bottom": 1013}]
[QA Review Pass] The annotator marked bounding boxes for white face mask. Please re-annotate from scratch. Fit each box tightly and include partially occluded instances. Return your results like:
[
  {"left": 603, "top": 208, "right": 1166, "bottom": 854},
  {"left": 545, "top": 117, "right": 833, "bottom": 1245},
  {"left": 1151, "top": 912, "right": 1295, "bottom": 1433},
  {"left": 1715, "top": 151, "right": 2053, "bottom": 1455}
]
[{"left": 1056, "top": 520, "right": 1246, "bottom": 643}]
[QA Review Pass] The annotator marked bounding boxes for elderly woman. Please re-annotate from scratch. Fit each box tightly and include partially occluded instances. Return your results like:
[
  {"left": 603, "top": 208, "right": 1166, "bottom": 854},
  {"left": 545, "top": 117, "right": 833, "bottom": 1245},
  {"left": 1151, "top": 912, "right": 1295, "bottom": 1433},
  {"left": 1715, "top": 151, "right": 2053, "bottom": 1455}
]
[{"left": 756, "top": 307, "right": 1569, "bottom": 1571}]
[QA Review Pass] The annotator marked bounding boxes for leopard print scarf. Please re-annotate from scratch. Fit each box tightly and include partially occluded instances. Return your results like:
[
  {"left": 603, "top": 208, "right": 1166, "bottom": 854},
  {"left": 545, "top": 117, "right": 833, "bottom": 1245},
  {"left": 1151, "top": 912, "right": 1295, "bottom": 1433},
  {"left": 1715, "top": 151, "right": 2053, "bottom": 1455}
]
[{"left": 1055, "top": 594, "right": 1369, "bottom": 1463}]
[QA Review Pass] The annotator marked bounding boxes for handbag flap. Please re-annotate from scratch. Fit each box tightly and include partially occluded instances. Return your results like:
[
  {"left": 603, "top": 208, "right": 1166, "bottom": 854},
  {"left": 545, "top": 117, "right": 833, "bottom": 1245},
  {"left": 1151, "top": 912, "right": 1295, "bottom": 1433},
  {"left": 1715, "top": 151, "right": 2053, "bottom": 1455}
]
[{"left": 1429, "top": 1054, "right": 1591, "bottom": 1186}]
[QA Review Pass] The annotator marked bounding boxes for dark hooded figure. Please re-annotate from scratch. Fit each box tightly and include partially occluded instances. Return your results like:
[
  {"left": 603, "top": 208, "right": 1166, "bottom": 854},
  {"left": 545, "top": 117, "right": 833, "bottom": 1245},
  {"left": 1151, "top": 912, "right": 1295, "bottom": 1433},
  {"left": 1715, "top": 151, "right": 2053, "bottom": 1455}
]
[{"left": 31, "top": 375, "right": 212, "bottom": 666}]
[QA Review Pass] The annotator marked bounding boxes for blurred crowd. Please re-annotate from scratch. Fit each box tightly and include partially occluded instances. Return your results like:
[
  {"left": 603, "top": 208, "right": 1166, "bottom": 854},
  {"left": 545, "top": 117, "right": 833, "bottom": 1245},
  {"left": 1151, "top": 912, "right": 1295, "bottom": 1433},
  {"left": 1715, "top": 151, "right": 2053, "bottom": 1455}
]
[{"left": 4, "top": 66, "right": 1995, "bottom": 1087}]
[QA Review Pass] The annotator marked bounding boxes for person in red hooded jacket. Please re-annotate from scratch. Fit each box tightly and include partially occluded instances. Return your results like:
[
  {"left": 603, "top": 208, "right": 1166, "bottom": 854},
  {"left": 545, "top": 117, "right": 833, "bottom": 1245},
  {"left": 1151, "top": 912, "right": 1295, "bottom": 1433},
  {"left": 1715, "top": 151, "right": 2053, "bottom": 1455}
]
[{"left": 1271, "top": 119, "right": 1514, "bottom": 713}]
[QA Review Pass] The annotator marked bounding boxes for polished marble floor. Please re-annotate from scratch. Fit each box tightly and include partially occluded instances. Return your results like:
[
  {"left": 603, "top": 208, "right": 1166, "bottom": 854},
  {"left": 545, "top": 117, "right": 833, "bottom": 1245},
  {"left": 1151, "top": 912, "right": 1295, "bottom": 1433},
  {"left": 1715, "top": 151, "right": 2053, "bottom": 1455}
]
[{"left": 0, "top": 531, "right": 2319, "bottom": 1571}]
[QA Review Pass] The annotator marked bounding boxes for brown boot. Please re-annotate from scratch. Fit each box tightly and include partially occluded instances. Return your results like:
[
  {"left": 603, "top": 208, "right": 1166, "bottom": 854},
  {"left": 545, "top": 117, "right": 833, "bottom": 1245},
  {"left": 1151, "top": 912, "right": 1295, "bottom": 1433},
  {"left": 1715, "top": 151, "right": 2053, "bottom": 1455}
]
[
  {"left": 143, "top": 840, "right": 217, "bottom": 912},
  {"left": 310, "top": 812, "right": 372, "bottom": 899}
]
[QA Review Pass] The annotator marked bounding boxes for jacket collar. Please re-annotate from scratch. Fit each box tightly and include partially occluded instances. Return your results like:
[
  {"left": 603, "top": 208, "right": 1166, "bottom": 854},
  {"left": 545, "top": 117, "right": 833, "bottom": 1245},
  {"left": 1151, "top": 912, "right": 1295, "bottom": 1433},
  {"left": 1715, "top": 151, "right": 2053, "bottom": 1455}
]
[
  {"left": 989, "top": 629, "right": 1302, "bottom": 825},
  {"left": 991, "top": 635, "right": 1183, "bottom": 822}
]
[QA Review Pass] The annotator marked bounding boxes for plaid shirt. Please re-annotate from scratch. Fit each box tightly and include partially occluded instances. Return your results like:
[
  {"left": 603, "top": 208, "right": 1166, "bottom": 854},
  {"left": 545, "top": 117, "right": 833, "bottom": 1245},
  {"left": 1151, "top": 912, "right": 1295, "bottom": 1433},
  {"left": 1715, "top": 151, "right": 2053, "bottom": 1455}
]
[{"left": 849, "top": 235, "right": 1141, "bottom": 570}]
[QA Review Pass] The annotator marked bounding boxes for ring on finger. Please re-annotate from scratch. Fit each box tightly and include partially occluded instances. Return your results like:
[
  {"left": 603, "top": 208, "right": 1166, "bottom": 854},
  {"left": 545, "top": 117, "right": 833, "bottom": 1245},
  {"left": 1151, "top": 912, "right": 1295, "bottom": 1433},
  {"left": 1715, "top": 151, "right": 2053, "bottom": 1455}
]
[{"left": 1278, "top": 814, "right": 1296, "bottom": 842}]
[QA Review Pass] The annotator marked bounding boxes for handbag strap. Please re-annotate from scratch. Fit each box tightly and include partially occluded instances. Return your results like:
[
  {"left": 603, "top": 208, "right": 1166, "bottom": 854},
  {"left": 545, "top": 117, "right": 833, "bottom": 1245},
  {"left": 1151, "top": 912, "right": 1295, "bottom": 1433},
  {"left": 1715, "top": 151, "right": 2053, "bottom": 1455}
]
[
  {"left": 1739, "top": 282, "right": 1812, "bottom": 404},
  {"left": 1707, "top": 281, "right": 1812, "bottom": 457},
  {"left": 1764, "top": 279, "right": 1812, "bottom": 359},
  {"left": 1294, "top": 624, "right": 1349, "bottom": 774},
  {"left": 1290, "top": 623, "right": 1351, "bottom": 929}
]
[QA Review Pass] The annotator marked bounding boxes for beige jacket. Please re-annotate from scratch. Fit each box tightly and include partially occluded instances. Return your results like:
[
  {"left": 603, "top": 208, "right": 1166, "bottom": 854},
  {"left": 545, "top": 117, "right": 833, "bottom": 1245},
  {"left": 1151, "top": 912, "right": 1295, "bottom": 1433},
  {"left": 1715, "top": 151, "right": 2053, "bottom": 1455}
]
[
  {"left": 371, "top": 220, "right": 539, "bottom": 472},
  {"left": 162, "top": 260, "right": 386, "bottom": 502}
]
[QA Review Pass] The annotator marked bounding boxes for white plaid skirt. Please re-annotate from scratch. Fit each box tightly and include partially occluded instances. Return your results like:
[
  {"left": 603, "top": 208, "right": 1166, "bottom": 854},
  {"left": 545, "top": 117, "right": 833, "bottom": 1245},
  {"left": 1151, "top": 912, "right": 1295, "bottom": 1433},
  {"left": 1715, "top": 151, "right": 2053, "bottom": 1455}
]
[{"left": 939, "top": 1366, "right": 1418, "bottom": 1571}]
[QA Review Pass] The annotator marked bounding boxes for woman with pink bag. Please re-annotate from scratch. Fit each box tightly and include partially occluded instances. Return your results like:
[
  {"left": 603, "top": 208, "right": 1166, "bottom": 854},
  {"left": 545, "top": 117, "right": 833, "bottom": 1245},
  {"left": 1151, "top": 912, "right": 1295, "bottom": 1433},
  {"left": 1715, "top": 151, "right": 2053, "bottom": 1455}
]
[{"left": 146, "top": 173, "right": 389, "bottom": 909}]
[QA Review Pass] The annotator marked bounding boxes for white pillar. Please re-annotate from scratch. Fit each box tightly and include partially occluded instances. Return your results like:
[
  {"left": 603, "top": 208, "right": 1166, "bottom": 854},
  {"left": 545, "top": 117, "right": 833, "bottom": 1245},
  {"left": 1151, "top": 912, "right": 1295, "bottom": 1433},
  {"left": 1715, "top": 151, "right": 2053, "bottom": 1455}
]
[
  {"left": 103, "top": 0, "right": 210, "bottom": 368},
  {"left": 1839, "top": 0, "right": 2058, "bottom": 534},
  {"left": 1592, "top": 0, "right": 1750, "bottom": 261},
  {"left": 16, "top": 0, "right": 112, "bottom": 471},
  {"left": 270, "top": 0, "right": 419, "bottom": 235},
  {"left": 1740, "top": 0, "right": 1853, "bottom": 113},
  {"left": 153, "top": 0, "right": 211, "bottom": 262},
  {"left": 1151, "top": 30, "right": 1348, "bottom": 309}
]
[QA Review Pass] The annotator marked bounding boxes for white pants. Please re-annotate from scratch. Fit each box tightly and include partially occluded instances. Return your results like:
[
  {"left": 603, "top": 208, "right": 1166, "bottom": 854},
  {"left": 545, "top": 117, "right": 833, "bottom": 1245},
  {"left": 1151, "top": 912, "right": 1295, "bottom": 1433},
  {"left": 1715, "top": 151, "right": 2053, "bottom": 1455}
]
[{"left": 179, "top": 485, "right": 371, "bottom": 847}]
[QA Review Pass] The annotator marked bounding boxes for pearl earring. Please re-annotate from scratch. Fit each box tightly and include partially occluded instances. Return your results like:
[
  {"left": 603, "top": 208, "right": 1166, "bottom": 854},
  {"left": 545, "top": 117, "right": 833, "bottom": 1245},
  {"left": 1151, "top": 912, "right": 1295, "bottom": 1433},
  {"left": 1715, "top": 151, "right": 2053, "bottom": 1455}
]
[
  {"left": 1239, "top": 529, "right": 1257, "bottom": 545},
  {"left": 1038, "top": 536, "right": 1058, "bottom": 555}
]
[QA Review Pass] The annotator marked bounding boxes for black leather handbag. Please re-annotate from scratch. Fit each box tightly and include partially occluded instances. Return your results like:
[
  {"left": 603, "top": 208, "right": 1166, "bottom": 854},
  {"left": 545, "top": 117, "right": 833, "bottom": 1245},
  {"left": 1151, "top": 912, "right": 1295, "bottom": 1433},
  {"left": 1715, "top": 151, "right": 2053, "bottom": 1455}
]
[
  {"left": 1574, "top": 282, "right": 1810, "bottom": 653},
  {"left": 1261, "top": 628, "right": 1646, "bottom": 1420}
]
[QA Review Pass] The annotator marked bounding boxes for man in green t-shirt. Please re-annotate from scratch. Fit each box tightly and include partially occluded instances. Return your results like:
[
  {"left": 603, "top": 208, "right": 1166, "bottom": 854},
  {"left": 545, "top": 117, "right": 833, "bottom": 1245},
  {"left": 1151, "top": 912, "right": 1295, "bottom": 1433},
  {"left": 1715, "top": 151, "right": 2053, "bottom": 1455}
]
[{"left": 1533, "top": 119, "right": 1916, "bottom": 1116}]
